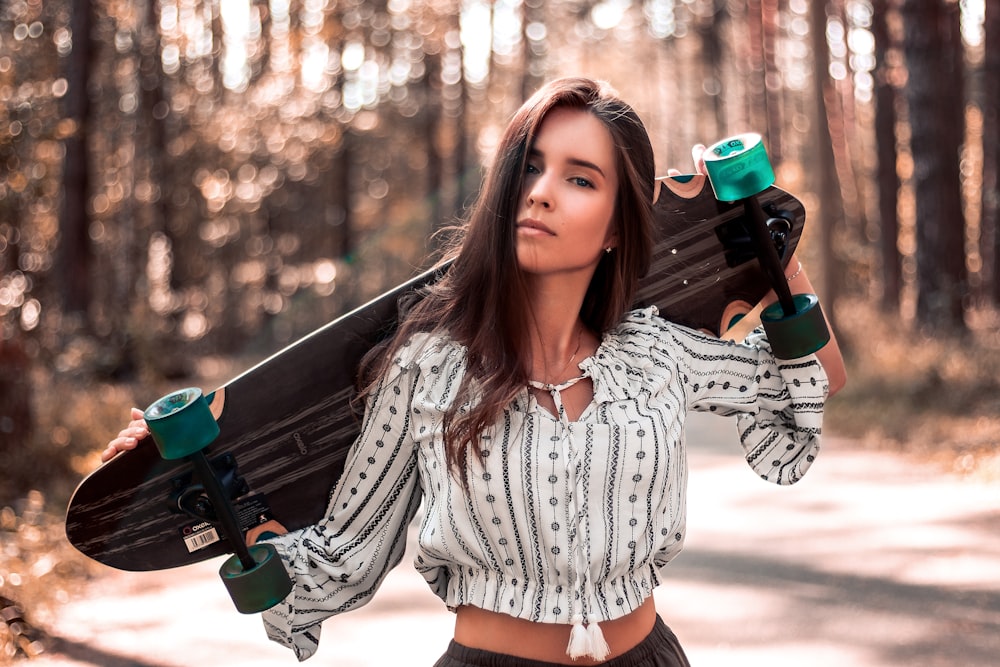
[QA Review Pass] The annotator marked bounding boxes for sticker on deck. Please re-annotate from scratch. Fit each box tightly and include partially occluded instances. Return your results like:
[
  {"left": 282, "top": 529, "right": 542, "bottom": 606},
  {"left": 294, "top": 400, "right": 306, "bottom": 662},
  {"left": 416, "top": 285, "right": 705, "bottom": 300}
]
[
  {"left": 178, "top": 494, "right": 276, "bottom": 553},
  {"left": 182, "top": 521, "right": 221, "bottom": 553}
]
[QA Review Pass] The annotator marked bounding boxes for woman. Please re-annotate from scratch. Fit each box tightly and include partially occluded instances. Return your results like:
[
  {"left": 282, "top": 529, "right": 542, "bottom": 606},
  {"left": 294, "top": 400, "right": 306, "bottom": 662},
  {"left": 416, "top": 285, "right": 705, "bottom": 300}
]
[{"left": 104, "top": 77, "right": 845, "bottom": 666}]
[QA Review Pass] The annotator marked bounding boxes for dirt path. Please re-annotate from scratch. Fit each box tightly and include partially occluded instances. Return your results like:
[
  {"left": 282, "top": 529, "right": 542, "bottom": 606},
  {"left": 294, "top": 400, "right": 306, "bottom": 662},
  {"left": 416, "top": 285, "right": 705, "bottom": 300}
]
[{"left": 28, "top": 414, "right": 1000, "bottom": 666}]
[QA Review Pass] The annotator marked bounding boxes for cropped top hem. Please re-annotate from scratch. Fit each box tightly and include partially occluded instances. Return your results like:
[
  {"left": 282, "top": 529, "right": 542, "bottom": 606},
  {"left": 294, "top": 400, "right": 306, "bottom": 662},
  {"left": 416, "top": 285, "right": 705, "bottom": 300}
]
[{"left": 431, "top": 563, "right": 659, "bottom": 624}]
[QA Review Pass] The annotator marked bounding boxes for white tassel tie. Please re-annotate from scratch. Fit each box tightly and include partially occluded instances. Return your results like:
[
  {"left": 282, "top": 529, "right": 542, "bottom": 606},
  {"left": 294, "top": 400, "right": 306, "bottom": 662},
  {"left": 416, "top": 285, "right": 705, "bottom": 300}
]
[
  {"left": 588, "top": 620, "right": 610, "bottom": 660},
  {"left": 535, "top": 377, "right": 610, "bottom": 662},
  {"left": 567, "top": 620, "right": 591, "bottom": 659},
  {"left": 567, "top": 618, "right": 610, "bottom": 661}
]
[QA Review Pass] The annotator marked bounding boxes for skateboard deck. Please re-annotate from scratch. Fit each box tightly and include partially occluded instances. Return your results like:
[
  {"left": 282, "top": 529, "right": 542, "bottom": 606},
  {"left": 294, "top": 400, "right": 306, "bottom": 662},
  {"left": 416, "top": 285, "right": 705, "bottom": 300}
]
[{"left": 65, "top": 173, "right": 805, "bottom": 572}]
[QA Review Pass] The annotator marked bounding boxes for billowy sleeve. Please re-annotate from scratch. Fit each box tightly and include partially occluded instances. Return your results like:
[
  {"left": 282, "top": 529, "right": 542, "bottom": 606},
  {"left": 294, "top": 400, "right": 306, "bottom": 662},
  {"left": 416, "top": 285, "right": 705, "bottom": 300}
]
[
  {"left": 603, "top": 307, "right": 826, "bottom": 485},
  {"left": 660, "top": 319, "right": 827, "bottom": 484},
  {"left": 261, "top": 354, "right": 423, "bottom": 660}
]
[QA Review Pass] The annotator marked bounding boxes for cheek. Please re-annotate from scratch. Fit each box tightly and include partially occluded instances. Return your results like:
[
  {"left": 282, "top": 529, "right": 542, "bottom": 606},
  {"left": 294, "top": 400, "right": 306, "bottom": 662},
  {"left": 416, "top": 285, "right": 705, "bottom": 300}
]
[
  {"left": 604, "top": 217, "right": 618, "bottom": 243},
  {"left": 595, "top": 208, "right": 618, "bottom": 246}
]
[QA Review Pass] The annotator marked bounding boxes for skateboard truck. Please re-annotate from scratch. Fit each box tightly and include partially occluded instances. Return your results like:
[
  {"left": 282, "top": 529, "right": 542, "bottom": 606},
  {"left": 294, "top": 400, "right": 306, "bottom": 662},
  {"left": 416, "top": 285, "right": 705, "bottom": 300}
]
[
  {"left": 714, "top": 203, "right": 794, "bottom": 270},
  {"left": 144, "top": 388, "right": 293, "bottom": 613},
  {"left": 703, "top": 133, "right": 830, "bottom": 359},
  {"left": 168, "top": 453, "right": 249, "bottom": 523}
]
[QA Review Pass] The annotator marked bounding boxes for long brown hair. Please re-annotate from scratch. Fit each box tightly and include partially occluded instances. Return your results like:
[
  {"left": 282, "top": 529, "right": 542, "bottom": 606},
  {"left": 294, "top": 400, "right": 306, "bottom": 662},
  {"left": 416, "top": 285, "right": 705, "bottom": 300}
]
[{"left": 359, "top": 77, "right": 656, "bottom": 476}]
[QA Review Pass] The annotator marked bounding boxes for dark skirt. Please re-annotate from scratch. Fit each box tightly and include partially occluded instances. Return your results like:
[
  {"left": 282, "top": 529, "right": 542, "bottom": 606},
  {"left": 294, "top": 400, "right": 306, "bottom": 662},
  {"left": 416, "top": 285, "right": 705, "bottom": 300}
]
[{"left": 432, "top": 616, "right": 690, "bottom": 667}]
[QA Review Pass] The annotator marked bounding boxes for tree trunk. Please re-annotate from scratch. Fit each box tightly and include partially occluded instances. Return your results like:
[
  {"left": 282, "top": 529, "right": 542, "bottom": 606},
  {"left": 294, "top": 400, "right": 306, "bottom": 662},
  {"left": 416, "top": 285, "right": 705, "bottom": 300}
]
[
  {"left": 338, "top": 131, "right": 355, "bottom": 259},
  {"left": 58, "top": 0, "right": 94, "bottom": 321},
  {"left": 422, "top": 51, "right": 443, "bottom": 232},
  {"left": 872, "top": 0, "right": 902, "bottom": 310},
  {"left": 830, "top": 0, "right": 866, "bottom": 241},
  {"left": 809, "top": 0, "right": 846, "bottom": 328},
  {"left": 901, "top": 0, "right": 967, "bottom": 331},
  {"left": 454, "top": 75, "right": 473, "bottom": 223},
  {"left": 139, "top": 0, "right": 169, "bottom": 250},
  {"left": 520, "top": 0, "right": 545, "bottom": 101},
  {"left": 452, "top": 6, "right": 471, "bottom": 224},
  {"left": 744, "top": 0, "right": 769, "bottom": 142},
  {"left": 760, "top": 0, "right": 782, "bottom": 162},
  {"left": 983, "top": 1, "right": 1000, "bottom": 305},
  {"left": 0, "top": 337, "right": 32, "bottom": 489},
  {"left": 697, "top": 0, "right": 729, "bottom": 139}
]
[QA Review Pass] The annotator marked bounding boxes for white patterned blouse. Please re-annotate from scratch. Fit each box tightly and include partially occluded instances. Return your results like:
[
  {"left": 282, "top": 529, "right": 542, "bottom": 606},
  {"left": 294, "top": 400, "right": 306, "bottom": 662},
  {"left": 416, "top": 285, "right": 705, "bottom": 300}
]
[{"left": 262, "top": 306, "right": 829, "bottom": 661}]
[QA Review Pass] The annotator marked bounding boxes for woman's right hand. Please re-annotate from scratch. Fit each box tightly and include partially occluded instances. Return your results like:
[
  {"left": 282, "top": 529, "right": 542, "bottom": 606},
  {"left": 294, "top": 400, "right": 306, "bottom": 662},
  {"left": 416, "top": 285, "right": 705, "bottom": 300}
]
[{"left": 101, "top": 407, "right": 149, "bottom": 462}]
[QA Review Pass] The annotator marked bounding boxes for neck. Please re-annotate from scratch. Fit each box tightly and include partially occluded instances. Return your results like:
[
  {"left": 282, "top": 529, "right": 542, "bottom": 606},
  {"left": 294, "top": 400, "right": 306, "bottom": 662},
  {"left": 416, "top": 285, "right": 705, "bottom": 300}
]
[
  {"left": 529, "top": 323, "right": 583, "bottom": 386},
  {"left": 524, "top": 275, "right": 591, "bottom": 384}
]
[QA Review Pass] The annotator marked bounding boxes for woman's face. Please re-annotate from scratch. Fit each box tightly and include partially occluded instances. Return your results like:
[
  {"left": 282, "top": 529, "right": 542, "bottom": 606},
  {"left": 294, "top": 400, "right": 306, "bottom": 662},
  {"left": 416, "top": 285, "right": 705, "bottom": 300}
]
[{"left": 515, "top": 107, "right": 619, "bottom": 279}]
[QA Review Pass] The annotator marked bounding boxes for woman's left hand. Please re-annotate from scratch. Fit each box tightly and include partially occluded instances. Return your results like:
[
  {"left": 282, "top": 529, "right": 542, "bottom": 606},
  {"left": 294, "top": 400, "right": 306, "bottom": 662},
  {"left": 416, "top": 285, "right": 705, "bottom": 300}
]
[{"left": 101, "top": 407, "right": 149, "bottom": 462}]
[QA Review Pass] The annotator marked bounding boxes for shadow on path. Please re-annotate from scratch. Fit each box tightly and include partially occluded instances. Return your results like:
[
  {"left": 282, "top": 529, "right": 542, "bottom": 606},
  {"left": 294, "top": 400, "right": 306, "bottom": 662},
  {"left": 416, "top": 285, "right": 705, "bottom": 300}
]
[
  {"left": 44, "top": 635, "right": 166, "bottom": 667},
  {"left": 671, "top": 547, "right": 1000, "bottom": 666}
]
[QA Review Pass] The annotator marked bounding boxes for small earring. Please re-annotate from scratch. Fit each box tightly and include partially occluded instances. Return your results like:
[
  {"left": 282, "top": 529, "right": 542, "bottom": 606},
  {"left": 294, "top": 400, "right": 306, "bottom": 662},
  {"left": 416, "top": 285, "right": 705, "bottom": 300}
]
[{"left": 605, "top": 247, "right": 613, "bottom": 254}]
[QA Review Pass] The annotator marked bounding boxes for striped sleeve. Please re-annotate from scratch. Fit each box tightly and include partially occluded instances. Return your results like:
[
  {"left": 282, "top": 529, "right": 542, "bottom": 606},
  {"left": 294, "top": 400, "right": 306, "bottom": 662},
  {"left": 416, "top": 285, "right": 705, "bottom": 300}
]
[
  {"left": 662, "top": 322, "right": 828, "bottom": 485},
  {"left": 261, "top": 356, "right": 423, "bottom": 661}
]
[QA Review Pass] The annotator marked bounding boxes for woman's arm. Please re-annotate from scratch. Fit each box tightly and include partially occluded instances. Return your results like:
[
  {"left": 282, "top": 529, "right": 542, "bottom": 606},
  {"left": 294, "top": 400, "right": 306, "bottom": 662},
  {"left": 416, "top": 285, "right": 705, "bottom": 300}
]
[
  {"left": 262, "top": 360, "right": 423, "bottom": 660},
  {"left": 670, "top": 144, "right": 846, "bottom": 396},
  {"left": 759, "top": 256, "right": 847, "bottom": 397}
]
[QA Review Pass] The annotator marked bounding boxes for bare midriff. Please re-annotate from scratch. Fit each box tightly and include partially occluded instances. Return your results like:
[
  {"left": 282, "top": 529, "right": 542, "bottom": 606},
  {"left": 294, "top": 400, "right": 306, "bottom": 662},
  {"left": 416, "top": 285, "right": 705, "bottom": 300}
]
[{"left": 453, "top": 597, "right": 657, "bottom": 665}]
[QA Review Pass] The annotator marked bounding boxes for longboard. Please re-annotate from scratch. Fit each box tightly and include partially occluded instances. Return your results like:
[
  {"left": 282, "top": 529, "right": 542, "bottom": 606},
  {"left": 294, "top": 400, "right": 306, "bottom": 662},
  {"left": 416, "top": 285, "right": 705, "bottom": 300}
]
[{"left": 65, "top": 172, "right": 806, "bottom": 574}]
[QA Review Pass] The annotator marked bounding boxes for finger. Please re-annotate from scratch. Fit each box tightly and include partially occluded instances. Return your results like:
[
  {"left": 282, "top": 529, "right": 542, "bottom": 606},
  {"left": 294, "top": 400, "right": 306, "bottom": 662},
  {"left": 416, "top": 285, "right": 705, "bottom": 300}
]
[
  {"left": 118, "top": 425, "right": 148, "bottom": 440},
  {"left": 127, "top": 408, "right": 149, "bottom": 436},
  {"left": 127, "top": 420, "right": 149, "bottom": 435},
  {"left": 102, "top": 411, "right": 149, "bottom": 462},
  {"left": 692, "top": 144, "right": 707, "bottom": 174},
  {"left": 100, "top": 442, "right": 129, "bottom": 462},
  {"left": 101, "top": 436, "right": 136, "bottom": 463}
]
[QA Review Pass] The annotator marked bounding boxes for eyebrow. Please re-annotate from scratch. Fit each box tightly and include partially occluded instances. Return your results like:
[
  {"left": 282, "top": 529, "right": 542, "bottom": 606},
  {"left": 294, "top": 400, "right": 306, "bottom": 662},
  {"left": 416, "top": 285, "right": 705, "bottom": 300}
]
[{"left": 529, "top": 147, "right": 607, "bottom": 178}]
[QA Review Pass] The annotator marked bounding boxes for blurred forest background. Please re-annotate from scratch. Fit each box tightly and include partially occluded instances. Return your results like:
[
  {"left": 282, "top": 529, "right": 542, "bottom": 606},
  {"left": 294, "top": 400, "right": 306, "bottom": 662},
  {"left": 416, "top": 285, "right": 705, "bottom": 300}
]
[{"left": 1, "top": 0, "right": 999, "bottom": 659}]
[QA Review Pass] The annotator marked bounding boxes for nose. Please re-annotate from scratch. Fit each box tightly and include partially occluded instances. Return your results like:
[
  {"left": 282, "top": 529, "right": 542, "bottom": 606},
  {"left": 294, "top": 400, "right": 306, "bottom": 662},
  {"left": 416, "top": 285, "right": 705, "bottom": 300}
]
[
  {"left": 527, "top": 193, "right": 551, "bottom": 209},
  {"left": 525, "top": 174, "right": 553, "bottom": 209}
]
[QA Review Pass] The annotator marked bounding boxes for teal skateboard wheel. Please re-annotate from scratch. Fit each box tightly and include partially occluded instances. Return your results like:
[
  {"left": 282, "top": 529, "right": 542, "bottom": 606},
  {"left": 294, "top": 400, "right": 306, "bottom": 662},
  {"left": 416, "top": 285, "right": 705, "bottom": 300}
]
[
  {"left": 703, "top": 133, "right": 775, "bottom": 201},
  {"left": 144, "top": 388, "right": 220, "bottom": 460},
  {"left": 760, "top": 294, "right": 831, "bottom": 359},
  {"left": 220, "top": 543, "right": 294, "bottom": 613}
]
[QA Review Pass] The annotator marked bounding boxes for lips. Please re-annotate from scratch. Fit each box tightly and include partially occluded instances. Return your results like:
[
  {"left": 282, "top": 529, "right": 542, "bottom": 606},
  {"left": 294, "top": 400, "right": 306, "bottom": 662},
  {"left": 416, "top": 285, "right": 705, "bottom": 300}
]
[{"left": 517, "top": 218, "right": 555, "bottom": 235}]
